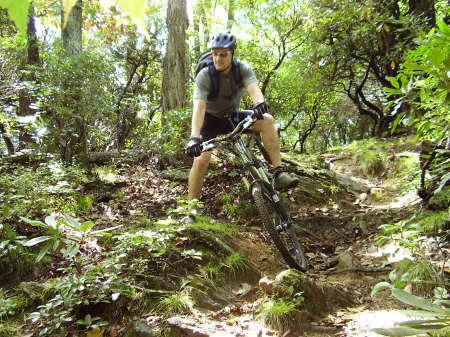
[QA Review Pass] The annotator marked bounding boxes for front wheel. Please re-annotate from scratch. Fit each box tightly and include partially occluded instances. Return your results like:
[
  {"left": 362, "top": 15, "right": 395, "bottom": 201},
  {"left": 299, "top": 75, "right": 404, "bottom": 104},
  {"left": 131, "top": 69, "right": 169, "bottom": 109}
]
[{"left": 251, "top": 183, "right": 308, "bottom": 271}]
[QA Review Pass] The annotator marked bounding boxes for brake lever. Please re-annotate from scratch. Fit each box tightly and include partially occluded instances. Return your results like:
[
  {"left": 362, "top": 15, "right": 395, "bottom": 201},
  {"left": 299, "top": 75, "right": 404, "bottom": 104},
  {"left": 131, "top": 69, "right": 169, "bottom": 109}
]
[{"left": 200, "top": 115, "right": 257, "bottom": 153}]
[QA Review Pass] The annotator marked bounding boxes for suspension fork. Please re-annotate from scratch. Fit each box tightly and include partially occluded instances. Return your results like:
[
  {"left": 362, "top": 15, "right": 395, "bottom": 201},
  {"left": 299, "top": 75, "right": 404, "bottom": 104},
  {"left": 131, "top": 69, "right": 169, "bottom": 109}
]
[{"left": 233, "top": 138, "right": 292, "bottom": 227}]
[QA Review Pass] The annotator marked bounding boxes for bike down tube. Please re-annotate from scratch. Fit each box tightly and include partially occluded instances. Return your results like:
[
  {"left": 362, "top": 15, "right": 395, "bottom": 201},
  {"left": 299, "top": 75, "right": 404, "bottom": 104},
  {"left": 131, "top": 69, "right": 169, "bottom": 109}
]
[{"left": 233, "top": 140, "right": 293, "bottom": 228}]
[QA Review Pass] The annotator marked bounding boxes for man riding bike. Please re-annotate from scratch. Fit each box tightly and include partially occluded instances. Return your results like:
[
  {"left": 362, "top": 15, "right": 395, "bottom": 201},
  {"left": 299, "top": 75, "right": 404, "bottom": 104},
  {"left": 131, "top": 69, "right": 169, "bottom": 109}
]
[{"left": 186, "top": 32, "right": 299, "bottom": 203}]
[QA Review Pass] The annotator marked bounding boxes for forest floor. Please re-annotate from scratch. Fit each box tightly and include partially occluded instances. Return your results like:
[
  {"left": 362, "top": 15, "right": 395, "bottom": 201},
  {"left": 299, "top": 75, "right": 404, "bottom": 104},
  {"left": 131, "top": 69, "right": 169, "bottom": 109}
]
[
  {"left": 6, "top": 137, "right": 448, "bottom": 337},
  {"left": 91, "top": 143, "right": 430, "bottom": 337}
]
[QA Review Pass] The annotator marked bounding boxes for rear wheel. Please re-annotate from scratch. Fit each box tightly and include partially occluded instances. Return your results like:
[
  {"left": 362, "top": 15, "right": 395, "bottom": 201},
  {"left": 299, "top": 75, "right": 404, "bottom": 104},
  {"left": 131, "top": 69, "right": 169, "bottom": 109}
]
[{"left": 251, "top": 183, "right": 308, "bottom": 271}]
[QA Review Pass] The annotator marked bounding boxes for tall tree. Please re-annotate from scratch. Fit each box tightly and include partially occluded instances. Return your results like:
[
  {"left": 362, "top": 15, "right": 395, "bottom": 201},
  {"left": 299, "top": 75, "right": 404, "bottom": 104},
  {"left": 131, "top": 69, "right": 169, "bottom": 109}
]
[
  {"left": 17, "top": 2, "right": 40, "bottom": 150},
  {"left": 227, "top": 0, "right": 235, "bottom": 30},
  {"left": 60, "top": 0, "right": 84, "bottom": 162},
  {"left": 161, "top": 0, "right": 189, "bottom": 113},
  {"left": 62, "top": 0, "right": 82, "bottom": 56},
  {"left": 193, "top": 1, "right": 202, "bottom": 56}
]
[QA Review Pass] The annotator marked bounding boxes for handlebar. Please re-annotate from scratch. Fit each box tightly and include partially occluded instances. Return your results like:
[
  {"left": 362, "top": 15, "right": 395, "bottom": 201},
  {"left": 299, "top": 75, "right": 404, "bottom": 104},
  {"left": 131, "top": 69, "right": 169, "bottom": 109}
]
[{"left": 201, "top": 112, "right": 257, "bottom": 153}]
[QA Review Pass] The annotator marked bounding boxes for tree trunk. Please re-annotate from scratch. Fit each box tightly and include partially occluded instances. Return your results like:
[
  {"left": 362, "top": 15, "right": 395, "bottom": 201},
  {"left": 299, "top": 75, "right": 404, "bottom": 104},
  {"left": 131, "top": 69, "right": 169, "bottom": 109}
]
[
  {"left": 0, "top": 122, "right": 15, "bottom": 155},
  {"left": 61, "top": 0, "right": 85, "bottom": 162},
  {"left": 202, "top": 0, "right": 212, "bottom": 47},
  {"left": 17, "top": 3, "right": 40, "bottom": 150},
  {"left": 227, "top": 0, "right": 235, "bottom": 30},
  {"left": 62, "top": 0, "right": 82, "bottom": 56},
  {"left": 408, "top": 0, "right": 436, "bottom": 27},
  {"left": 161, "top": 0, "right": 189, "bottom": 113},
  {"left": 193, "top": 2, "right": 202, "bottom": 57}
]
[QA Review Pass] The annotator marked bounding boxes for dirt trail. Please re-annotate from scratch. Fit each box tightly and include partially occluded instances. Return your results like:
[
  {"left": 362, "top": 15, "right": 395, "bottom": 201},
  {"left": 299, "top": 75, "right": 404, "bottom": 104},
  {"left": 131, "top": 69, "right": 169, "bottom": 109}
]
[{"left": 142, "top": 156, "right": 423, "bottom": 337}]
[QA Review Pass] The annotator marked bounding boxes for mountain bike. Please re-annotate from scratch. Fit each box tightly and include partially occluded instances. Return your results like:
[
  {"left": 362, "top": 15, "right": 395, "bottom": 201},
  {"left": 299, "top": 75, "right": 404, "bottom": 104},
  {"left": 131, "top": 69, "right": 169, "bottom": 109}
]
[{"left": 200, "top": 110, "right": 308, "bottom": 271}]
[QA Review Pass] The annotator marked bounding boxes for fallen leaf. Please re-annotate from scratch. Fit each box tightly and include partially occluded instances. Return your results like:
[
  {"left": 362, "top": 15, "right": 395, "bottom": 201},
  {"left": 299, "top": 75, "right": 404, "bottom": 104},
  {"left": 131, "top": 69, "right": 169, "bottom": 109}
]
[{"left": 86, "top": 328, "right": 103, "bottom": 337}]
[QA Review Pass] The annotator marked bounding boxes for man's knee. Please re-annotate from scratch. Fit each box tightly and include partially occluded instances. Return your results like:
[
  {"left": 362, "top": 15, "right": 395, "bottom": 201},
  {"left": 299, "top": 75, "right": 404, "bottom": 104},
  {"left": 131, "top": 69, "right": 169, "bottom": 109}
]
[
  {"left": 261, "top": 113, "right": 275, "bottom": 131},
  {"left": 263, "top": 113, "right": 274, "bottom": 124},
  {"left": 192, "top": 153, "right": 211, "bottom": 171}
]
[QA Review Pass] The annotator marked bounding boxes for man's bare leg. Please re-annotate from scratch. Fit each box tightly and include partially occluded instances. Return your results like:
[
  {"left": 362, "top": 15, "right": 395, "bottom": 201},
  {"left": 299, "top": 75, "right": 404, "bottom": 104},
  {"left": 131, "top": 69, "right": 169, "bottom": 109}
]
[
  {"left": 188, "top": 152, "right": 211, "bottom": 200},
  {"left": 252, "top": 114, "right": 282, "bottom": 167}
]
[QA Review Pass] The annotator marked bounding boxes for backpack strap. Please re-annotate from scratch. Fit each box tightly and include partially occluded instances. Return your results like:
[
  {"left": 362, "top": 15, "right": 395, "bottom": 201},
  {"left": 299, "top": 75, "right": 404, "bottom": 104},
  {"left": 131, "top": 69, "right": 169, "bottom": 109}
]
[
  {"left": 206, "top": 59, "right": 243, "bottom": 100},
  {"left": 207, "top": 61, "right": 220, "bottom": 100},
  {"left": 231, "top": 59, "right": 243, "bottom": 90}
]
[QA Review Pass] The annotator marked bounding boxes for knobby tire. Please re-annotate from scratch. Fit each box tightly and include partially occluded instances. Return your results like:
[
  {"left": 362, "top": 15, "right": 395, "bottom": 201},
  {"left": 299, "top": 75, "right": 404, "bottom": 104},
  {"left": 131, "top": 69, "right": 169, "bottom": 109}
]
[{"left": 251, "top": 183, "right": 308, "bottom": 271}]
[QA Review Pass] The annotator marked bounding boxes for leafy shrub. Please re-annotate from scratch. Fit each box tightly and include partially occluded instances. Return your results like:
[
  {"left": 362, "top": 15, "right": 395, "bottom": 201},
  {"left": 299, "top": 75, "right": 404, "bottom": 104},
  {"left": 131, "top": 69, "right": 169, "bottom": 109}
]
[
  {"left": 387, "top": 21, "right": 450, "bottom": 142},
  {"left": 22, "top": 214, "right": 120, "bottom": 263},
  {"left": 0, "top": 289, "right": 29, "bottom": 320},
  {"left": 371, "top": 284, "right": 450, "bottom": 336},
  {"left": 0, "top": 224, "right": 35, "bottom": 285},
  {"left": 0, "top": 162, "right": 90, "bottom": 219},
  {"left": 28, "top": 268, "right": 134, "bottom": 336},
  {"left": 388, "top": 259, "right": 443, "bottom": 296},
  {"left": 34, "top": 48, "right": 116, "bottom": 157}
]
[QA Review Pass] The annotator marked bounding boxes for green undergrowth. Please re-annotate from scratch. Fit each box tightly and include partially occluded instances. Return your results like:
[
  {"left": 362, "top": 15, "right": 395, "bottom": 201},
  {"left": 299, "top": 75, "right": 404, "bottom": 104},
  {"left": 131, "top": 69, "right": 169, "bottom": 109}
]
[
  {"left": 375, "top": 208, "right": 448, "bottom": 300},
  {"left": 328, "top": 135, "right": 419, "bottom": 179},
  {"left": 256, "top": 297, "right": 300, "bottom": 332},
  {"left": 329, "top": 136, "right": 418, "bottom": 155},
  {"left": 0, "top": 200, "right": 249, "bottom": 335},
  {"left": 0, "top": 161, "right": 91, "bottom": 220},
  {"left": 256, "top": 270, "right": 307, "bottom": 333}
]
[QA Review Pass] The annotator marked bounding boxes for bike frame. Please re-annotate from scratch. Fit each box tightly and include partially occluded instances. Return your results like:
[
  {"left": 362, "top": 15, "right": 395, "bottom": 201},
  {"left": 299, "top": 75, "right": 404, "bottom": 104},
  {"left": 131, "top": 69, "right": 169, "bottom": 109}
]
[
  {"left": 201, "top": 113, "right": 293, "bottom": 230},
  {"left": 231, "top": 136, "right": 293, "bottom": 230}
]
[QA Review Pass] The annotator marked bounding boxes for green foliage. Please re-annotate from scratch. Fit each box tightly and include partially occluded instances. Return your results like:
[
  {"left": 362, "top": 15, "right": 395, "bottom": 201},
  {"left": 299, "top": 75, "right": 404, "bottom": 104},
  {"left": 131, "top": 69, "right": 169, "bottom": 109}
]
[
  {"left": 387, "top": 20, "right": 450, "bottom": 141},
  {"left": 94, "top": 166, "right": 119, "bottom": 183},
  {"left": 0, "top": 322, "right": 15, "bottom": 337},
  {"left": 0, "top": 0, "right": 29, "bottom": 36},
  {"left": 0, "top": 290, "right": 29, "bottom": 320},
  {"left": 371, "top": 284, "right": 450, "bottom": 336},
  {"left": 28, "top": 268, "right": 133, "bottom": 336},
  {"left": 388, "top": 259, "right": 443, "bottom": 296},
  {"left": 75, "top": 314, "right": 108, "bottom": 330},
  {"left": 256, "top": 297, "right": 299, "bottom": 331},
  {"left": 377, "top": 219, "right": 428, "bottom": 248},
  {"left": 0, "top": 161, "right": 90, "bottom": 219},
  {"left": 415, "top": 210, "right": 449, "bottom": 234},
  {"left": 35, "top": 48, "right": 116, "bottom": 157},
  {"left": 355, "top": 150, "right": 387, "bottom": 177},
  {"left": 112, "top": 228, "right": 176, "bottom": 275},
  {"left": 186, "top": 219, "right": 238, "bottom": 237},
  {"left": 150, "top": 108, "right": 191, "bottom": 154},
  {"left": 1, "top": 0, "right": 149, "bottom": 39},
  {"left": 155, "top": 292, "right": 194, "bottom": 317},
  {"left": 76, "top": 195, "right": 94, "bottom": 214},
  {"left": 0, "top": 223, "right": 35, "bottom": 284},
  {"left": 22, "top": 213, "right": 121, "bottom": 262},
  {"left": 223, "top": 253, "right": 247, "bottom": 274},
  {"left": 376, "top": 209, "right": 449, "bottom": 249}
]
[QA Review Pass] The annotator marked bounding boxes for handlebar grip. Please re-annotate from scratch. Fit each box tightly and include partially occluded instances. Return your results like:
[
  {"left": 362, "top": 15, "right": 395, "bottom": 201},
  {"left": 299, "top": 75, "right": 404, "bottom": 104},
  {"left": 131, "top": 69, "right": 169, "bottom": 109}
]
[{"left": 201, "top": 142, "right": 215, "bottom": 152}]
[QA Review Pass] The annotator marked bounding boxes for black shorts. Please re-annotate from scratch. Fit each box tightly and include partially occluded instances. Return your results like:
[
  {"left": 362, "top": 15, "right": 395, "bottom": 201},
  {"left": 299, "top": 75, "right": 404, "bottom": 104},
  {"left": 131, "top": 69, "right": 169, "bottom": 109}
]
[{"left": 200, "top": 111, "right": 252, "bottom": 141}]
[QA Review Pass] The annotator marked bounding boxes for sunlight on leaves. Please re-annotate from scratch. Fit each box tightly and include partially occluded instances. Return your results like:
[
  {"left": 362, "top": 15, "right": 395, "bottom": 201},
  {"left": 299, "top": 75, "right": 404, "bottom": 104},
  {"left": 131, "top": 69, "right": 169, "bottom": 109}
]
[
  {"left": 109, "top": 0, "right": 150, "bottom": 40},
  {"left": 0, "top": 0, "right": 30, "bottom": 35},
  {"left": 62, "top": 0, "right": 79, "bottom": 28},
  {"left": 3, "top": 0, "right": 150, "bottom": 40}
]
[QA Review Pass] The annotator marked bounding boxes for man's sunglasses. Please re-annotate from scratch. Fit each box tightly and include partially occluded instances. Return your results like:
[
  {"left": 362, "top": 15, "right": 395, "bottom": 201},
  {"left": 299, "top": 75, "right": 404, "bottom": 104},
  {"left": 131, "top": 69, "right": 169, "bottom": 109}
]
[{"left": 212, "top": 50, "right": 232, "bottom": 58}]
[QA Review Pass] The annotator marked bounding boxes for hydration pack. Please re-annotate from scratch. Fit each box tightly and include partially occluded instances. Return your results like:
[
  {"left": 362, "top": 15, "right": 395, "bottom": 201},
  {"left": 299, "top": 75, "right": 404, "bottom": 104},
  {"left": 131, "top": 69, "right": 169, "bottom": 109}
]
[{"left": 194, "top": 51, "right": 243, "bottom": 100}]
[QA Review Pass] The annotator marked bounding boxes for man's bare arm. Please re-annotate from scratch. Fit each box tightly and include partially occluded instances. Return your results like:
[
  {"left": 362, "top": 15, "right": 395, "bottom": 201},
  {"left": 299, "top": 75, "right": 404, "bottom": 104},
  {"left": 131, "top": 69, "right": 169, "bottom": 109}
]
[
  {"left": 246, "top": 81, "right": 265, "bottom": 105},
  {"left": 191, "top": 99, "right": 206, "bottom": 138}
]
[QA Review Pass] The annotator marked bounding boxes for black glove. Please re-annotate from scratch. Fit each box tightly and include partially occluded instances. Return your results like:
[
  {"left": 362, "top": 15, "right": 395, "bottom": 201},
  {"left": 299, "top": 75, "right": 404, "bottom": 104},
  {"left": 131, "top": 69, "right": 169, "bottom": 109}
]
[
  {"left": 252, "top": 101, "right": 269, "bottom": 120},
  {"left": 185, "top": 137, "right": 203, "bottom": 157}
]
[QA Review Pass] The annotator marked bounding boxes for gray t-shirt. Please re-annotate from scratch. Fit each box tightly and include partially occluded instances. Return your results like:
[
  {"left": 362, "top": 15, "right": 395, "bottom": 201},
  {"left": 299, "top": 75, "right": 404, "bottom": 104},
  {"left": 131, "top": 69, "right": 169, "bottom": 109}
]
[{"left": 193, "top": 60, "right": 257, "bottom": 118}]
